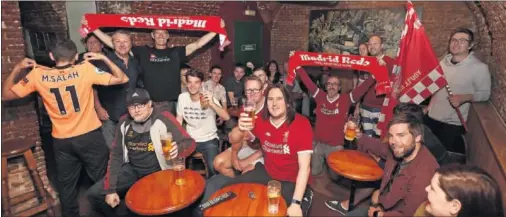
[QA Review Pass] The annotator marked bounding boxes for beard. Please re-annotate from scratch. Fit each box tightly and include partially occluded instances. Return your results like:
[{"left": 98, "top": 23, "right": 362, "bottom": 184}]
[
  {"left": 393, "top": 143, "right": 417, "bottom": 161},
  {"left": 133, "top": 108, "right": 153, "bottom": 123}
]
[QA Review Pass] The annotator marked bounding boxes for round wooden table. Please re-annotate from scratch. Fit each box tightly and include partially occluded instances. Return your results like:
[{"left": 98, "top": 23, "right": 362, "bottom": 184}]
[
  {"left": 327, "top": 150, "right": 384, "bottom": 211},
  {"left": 125, "top": 169, "right": 205, "bottom": 216},
  {"left": 204, "top": 183, "right": 287, "bottom": 217}
]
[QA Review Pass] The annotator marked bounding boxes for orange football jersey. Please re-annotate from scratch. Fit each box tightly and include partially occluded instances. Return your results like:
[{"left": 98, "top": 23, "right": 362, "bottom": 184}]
[{"left": 11, "top": 61, "right": 112, "bottom": 139}]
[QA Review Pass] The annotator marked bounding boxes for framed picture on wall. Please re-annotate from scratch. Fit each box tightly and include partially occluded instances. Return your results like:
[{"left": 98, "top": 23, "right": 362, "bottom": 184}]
[{"left": 308, "top": 7, "right": 423, "bottom": 57}]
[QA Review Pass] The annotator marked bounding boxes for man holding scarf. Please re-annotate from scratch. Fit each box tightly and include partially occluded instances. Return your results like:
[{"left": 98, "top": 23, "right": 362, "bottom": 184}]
[{"left": 83, "top": 15, "right": 225, "bottom": 115}]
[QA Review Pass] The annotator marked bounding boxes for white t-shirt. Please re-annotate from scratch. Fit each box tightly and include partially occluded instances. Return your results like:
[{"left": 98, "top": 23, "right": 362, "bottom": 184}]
[{"left": 177, "top": 92, "right": 220, "bottom": 142}]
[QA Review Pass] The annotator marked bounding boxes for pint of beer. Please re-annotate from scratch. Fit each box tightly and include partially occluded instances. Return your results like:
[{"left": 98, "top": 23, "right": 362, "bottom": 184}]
[
  {"left": 173, "top": 157, "right": 185, "bottom": 185},
  {"left": 244, "top": 107, "right": 256, "bottom": 126},
  {"left": 161, "top": 133, "right": 173, "bottom": 160},
  {"left": 243, "top": 98, "right": 256, "bottom": 126},
  {"left": 345, "top": 122, "right": 357, "bottom": 141},
  {"left": 199, "top": 93, "right": 209, "bottom": 109},
  {"left": 267, "top": 180, "right": 281, "bottom": 214},
  {"left": 200, "top": 86, "right": 209, "bottom": 109},
  {"left": 345, "top": 116, "right": 360, "bottom": 141},
  {"left": 231, "top": 98, "right": 238, "bottom": 109}
]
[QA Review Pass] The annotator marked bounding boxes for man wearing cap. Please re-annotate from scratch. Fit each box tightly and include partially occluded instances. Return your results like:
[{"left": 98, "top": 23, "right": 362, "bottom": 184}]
[{"left": 87, "top": 88, "right": 196, "bottom": 216}]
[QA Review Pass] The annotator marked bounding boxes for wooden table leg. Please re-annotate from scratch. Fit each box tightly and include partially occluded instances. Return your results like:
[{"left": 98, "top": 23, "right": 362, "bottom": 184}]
[{"left": 348, "top": 180, "right": 357, "bottom": 211}]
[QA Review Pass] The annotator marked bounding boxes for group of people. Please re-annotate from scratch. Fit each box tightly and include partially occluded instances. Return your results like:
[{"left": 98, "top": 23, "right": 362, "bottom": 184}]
[{"left": 1, "top": 11, "right": 502, "bottom": 217}]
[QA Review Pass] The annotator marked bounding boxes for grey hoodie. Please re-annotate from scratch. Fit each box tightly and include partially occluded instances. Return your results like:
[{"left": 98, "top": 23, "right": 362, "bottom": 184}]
[{"left": 429, "top": 52, "right": 491, "bottom": 125}]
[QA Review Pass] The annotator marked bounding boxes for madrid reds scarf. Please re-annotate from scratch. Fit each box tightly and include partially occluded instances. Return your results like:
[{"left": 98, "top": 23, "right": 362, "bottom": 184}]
[
  {"left": 287, "top": 51, "right": 392, "bottom": 95},
  {"left": 80, "top": 14, "right": 231, "bottom": 51}
]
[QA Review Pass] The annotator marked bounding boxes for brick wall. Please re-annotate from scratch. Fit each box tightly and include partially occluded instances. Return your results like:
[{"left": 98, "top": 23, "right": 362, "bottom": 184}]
[
  {"left": 1, "top": 2, "right": 39, "bottom": 147},
  {"left": 466, "top": 2, "right": 506, "bottom": 123},
  {"left": 270, "top": 1, "right": 476, "bottom": 62},
  {"left": 97, "top": 1, "right": 222, "bottom": 73},
  {"left": 7, "top": 143, "right": 59, "bottom": 213},
  {"left": 1, "top": 1, "right": 58, "bottom": 213},
  {"left": 270, "top": 1, "right": 506, "bottom": 123},
  {"left": 18, "top": 1, "right": 68, "bottom": 39},
  {"left": 131, "top": 1, "right": 222, "bottom": 73}
]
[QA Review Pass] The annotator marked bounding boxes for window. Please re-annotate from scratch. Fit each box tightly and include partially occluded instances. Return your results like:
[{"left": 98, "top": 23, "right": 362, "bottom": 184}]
[{"left": 26, "top": 29, "right": 57, "bottom": 53}]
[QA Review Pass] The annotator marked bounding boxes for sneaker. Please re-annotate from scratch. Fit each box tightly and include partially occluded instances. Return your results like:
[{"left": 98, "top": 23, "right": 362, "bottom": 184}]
[
  {"left": 325, "top": 200, "right": 348, "bottom": 215},
  {"left": 302, "top": 188, "right": 314, "bottom": 217}
]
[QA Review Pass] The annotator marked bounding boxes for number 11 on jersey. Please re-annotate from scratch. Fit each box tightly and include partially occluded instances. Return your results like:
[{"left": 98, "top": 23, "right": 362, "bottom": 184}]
[{"left": 50, "top": 85, "right": 81, "bottom": 115}]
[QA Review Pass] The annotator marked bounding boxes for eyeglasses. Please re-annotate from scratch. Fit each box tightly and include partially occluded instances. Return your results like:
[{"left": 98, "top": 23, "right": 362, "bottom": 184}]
[
  {"left": 326, "top": 82, "right": 340, "bottom": 87},
  {"left": 245, "top": 88, "right": 261, "bottom": 94},
  {"left": 128, "top": 103, "right": 147, "bottom": 110},
  {"left": 450, "top": 38, "right": 470, "bottom": 45}
]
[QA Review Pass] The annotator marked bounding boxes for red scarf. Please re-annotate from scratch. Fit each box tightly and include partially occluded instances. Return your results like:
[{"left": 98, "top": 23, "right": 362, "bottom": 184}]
[
  {"left": 80, "top": 14, "right": 231, "bottom": 51},
  {"left": 287, "top": 51, "right": 392, "bottom": 95}
]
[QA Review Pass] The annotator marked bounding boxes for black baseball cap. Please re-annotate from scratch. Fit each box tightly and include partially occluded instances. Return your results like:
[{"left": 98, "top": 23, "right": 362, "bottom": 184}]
[{"left": 126, "top": 88, "right": 150, "bottom": 106}]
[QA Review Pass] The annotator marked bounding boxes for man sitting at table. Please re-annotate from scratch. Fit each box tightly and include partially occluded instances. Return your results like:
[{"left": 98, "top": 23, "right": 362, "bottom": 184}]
[
  {"left": 87, "top": 88, "right": 196, "bottom": 217},
  {"left": 199, "top": 85, "right": 314, "bottom": 217},
  {"left": 214, "top": 76, "right": 266, "bottom": 177},
  {"left": 327, "top": 113, "right": 439, "bottom": 216}
]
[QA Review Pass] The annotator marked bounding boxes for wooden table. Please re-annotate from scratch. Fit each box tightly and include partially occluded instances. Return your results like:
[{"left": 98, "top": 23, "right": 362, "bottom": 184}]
[
  {"left": 327, "top": 150, "right": 384, "bottom": 211},
  {"left": 204, "top": 183, "right": 287, "bottom": 217},
  {"left": 125, "top": 169, "right": 205, "bottom": 215}
]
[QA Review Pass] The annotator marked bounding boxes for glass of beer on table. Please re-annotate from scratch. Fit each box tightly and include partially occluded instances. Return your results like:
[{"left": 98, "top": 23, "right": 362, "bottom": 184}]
[
  {"left": 161, "top": 132, "right": 173, "bottom": 161},
  {"left": 173, "top": 157, "right": 185, "bottom": 186},
  {"left": 267, "top": 180, "right": 281, "bottom": 214},
  {"left": 345, "top": 115, "right": 360, "bottom": 141},
  {"left": 199, "top": 86, "right": 209, "bottom": 109}
]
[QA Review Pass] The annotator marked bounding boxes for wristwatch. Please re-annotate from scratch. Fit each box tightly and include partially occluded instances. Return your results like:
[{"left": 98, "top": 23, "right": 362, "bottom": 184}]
[{"left": 291, "top": 199, "right": 301, "bottom": 206}]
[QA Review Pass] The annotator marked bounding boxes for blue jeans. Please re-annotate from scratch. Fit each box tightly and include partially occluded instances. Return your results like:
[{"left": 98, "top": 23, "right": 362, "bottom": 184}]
[{"left": 196, "top": 138, "right": 219, "bottom": 177}]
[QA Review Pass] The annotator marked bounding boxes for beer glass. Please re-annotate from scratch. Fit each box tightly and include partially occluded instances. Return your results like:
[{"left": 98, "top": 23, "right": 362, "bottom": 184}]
[
  {"left": 161, "top": 132, "right": 173, "bottom": 161},
  {"left": 267, "top": 180, "right": 281, "bottom": 214},
  {"left": 199, "top": 86, "right": 209, "bottom": 109},
  {"left": 345, "top": 115, "right": 360, "bottom": 141},
  {"left": 173, "top": 157, "right": 185, "bottom": 185},
  {"left": 231, "top": 98, "right": 239, "bottom": 109},
  {"left": 242, "top": 98, "right": 256, "bottom": 126}
]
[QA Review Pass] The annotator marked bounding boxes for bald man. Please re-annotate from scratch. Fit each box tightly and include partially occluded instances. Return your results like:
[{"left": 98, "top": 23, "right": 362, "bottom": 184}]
[{"left": 359, "top": 36, "right": 396, "bottom": 137}]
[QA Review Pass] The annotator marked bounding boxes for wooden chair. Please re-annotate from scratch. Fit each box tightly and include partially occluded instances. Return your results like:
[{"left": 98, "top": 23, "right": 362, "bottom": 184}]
[
  {"left": 2, "top": 139, "right": 55, "bottom": 217},
  {"left": 187, "top": 152, "right": 209, "bottom": 178}
]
